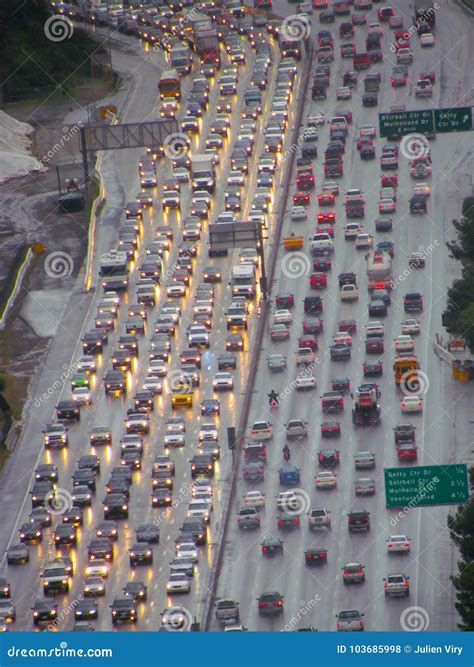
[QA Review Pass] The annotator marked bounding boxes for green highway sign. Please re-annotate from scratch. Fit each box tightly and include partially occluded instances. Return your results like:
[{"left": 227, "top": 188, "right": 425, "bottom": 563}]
[
  {"left": 384, "top": 464, "right": 469, "bottom": 508},
  {"left": 434, "top": 107, "right": 472, "bottom": 133},
  {"left": 379, "top": 110, "right": 434, "bottom": 138}
]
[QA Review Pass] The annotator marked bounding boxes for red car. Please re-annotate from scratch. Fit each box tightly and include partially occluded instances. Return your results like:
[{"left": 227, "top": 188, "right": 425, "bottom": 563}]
[
  {"left": 357, "top": 137, "right": 373, "bottom": 151},
  {"left": 293, "top": 191, "right": 310, "bottom": 206},
  {"left": 396, "top": 442, "right": 418, "bottom": 461},
  {"left": 419, "top": 70, "right": 436, "bottom": 83},
  {"left": 321, "top": 421, "right": 341, "bottom": 438},
  {"left": 316, "top": 225, "right": 334, "bottom": 238},
  {"left": 298, "top": 334, "right": 318, "bottom": 350},
  {"left": 309, "top": 273, "right": 327, "bottom": 289},
  {"left": 313, "top": 257, "right": 331, "bottom": 272},
  {"left": 331, "top": 377, "right": 350, "bottom": 392},
  {"left": 381, "top": 175, "right": 398, "bottom": 187},
  {"left": 338, "top": 319, "right": 356, "bottom": 333},
  {"left": 317, "top": 211, "right": 336, "bottom": 223},
  {"left": 318, "top": 193, "right": 335, "bottom": 206}
]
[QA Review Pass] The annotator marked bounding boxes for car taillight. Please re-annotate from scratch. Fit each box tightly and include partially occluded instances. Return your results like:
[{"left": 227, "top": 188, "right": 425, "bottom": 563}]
[
  {"left": 262, "top": 546, "right": 267, "bottom": 551},
  {"left": 258, "top": 602, "right": 265, "bottom": 608},
  {"left": 364, "top": 516, "right": 369, "bottom": 523},
  {"left": 274, "top": 600, "right": 282, "bottom": 607},
  {"left": 357, "top": 568, "right": 363, "bottom": 574},
  {"left": 336, "top": 623, "right": 340, "bottom": 629},
  {"left": 293, "top": 518, "right": 299, "bottom": 524},
  {"left": 388, "top": 544, "right": 392, "bottom": 548},
  {"left": 403, "top": 581, "right": 408, "bottom": 587},
  {"left": 384, "top": 582, "right": 388, "bottom": 589},
  {"left": 278, "top": 519, "right": 283, "bottom": 525}
]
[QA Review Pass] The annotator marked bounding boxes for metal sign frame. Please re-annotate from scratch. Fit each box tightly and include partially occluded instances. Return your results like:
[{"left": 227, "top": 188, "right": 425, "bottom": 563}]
[
  {"left": 82, "top": 120, "right": 179, "bottom": 151},
  {"left": 208, "top": 221, "right": 259, "bottom": 251}
]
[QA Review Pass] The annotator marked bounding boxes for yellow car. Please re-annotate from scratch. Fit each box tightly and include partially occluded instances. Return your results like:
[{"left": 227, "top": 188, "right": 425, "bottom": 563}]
[{"left": 171, "top": 393, "right": 192, "bottom": 409}]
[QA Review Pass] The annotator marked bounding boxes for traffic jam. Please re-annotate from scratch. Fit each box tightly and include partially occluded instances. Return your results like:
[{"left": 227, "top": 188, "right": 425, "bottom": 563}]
[
  {"left": 0, "top": 0, "right": 305, "bottom": 632},
  {"left": 0, "top": 0, "right": 462, "bottom": 635}
]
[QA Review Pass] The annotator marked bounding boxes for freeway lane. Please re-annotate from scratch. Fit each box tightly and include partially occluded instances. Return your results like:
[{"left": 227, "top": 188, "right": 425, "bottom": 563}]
[
  {"left": 1, "top": 22, "right": 305, "bottom": 631},
  {"left": 213, "top": 0, "right": 474, "bottom": 632}
]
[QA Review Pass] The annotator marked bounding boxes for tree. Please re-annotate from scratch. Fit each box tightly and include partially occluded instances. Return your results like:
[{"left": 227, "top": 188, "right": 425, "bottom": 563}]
[
  {"left": 458, "top": 304, "right": 474, "bottom": 353},
  {"left": 448, "top": 499, "right": 474, "bottom": 562},
  {"left": 451, "top": 561, "right": 474, "bottom": 631},
  {"left": 448, "top": 480, "right": 474, "bottom": 631}
]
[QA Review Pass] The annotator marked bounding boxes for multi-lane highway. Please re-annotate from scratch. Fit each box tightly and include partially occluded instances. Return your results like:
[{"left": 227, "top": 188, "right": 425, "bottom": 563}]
[{"left": 213, "top": 0, "right": 474, "bottom": 632}]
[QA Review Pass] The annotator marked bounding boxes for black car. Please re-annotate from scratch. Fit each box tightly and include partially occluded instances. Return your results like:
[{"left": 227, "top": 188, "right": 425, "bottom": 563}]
[
  {"left": 104, "top": 370, "right": 126, "bottom": 394},
  {"left": 72, "top": 469, "right": 96, "bottom": 492},
  {"left": 180, "top": 518, "right": 207, "bottom": 545},
  {"left": 362, "top": 93, "right": 378, "bottom": 107},
  {"left": 312, "top": 85, "right": 327, "bottom": 100},
  {"left": 318, "top": 449, "right": 340, "bottom": 467},
  {"left": 54, "top": 524, "right": 77, "bottom": 546},
  {"left": 368, "top": 300, "right": 387, "bottom": 316},
  {"left": 7, "top": 544, "right": 29, "bottom": 565},
  {"left": 29, "top": 507, "right": 52, "bottom": 527},
  {"left": 304, "top": 296, "right": 323, "bottom": 314},
  {"left": 134, "top": 390, "right": 154, "bottom": 412},
  {"left": 118, "top": 334, "right": 139, "bottom": 354},
  {"left": 301, "top": 142, "right": 318, "bottom": 159},
  {"left": 32, "top": 599, "right": 58, "bottom": 625},
  {"left": 190, "top": 454, "right": 215, "bottom": 478},
  {"left": 136, "top": 524, "right": 160, "bottom": 544},
  {"left": 123, "top": 581, "right": 148, "bottom": 602},
  {"left": 75, "top": 598, "right": 99, "bottom": 621},
  {"left": 343, "top": 71, "right": 357, "bottom": 87},
  {"left": 88, "top": 538, "right": 113, "bottom": 561},
  {"left": 96, "top": 521, "right": 118, "bottom": 541},
  {"left": 261, "top": 538, "right": 283, "bottom": 555},
  {"left": 56, "top": 400, "right": 80, "bottom": 422},
  {"left": 62, "top": 507, "right": 83, "bottom": 526},
  {"left": 375, "top": 217, "right": 393, "bottom": 232},
  {"left": 305, "top": 548, "right": 328, "bottom": 565},
  {"left": 360, "top": 146, "right": 375, "bottom": 160},
  {"left": 410, "top": 195, "right": 427, "bottom": 214},
  {"left": 0, "top": 578, "right": 11, "bottom": 599},
  {"left": 152, "top": 488, "right": 173, "bottom": 507},
  {"left": 404, "top": 293, "right": 423, "bottom": 312},
  {"left": 348, "top": 509, "right": 370, "bottom": 532},
  {"left": 152, "top": 469, "right": 173, "bottom": 490},
  {"left": 79, "top": 454, "right": 100, "bottom": 474},
  {"left": 35, "top": 464, "right": 58, "bottom": 483},
  {"left": 19, "top": 522, "right": 42, "bottom": 543},
  {"left": 320, "top": 9, "right": 335, "bottom": 22},
  {"left": 103, "top": 494, "right": 128, "bottom": 519},
  {"left": 111, "top": 597, "right": 137, "bottom": 624},
  {"left": 30, "top": 480, "right": 53, "bottom": 508},
  {"left": 130, "top": 543, "right": 153, "bottom": 565},
  {"left": 277, "top": 512, "right": 300, "bottom": 528}
]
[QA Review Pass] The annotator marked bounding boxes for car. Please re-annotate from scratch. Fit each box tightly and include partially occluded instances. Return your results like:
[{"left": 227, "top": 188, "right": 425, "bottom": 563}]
[
  {"left": 111, "top": 597, "right": 137, "bottom": 624},
  {"left": 249, "top": 421, "right": 272, "bottom": 441},
  {"left": 354, "top": 451, "right": 375, "bottom": 470},
  {"left": 379, "top": 198, "right": 395, "bottom": 213},
  {"left": 384, "top": 573, "right": 410, "bottom": 596},
  {"left": 336, "top": 86, "right": 352, "bottom": 100},
  {"left": 291, "top": 206, "right": 308, "bottom": 221},
  {"left": 136, "top": 524, "right": 160, "bottom": 544},
  {"left": 387, "top": 535, "right": 411, "bottom": 553},
  {"left": 342, "top": 563, "right": 365, "bottom": 584},
  {"left": 363, "top": 360, "right": 383, "bottom": 377},
  {"left": 32, "top": 599, "right": 58, "bottom": 626},
  {"left": 261, "top": 538, "right": 283, "bottom": 556},
  {"left": 295, "top": 370, "right": 316, "bottom": 390},
  {"left": 401, "top": 319, "right": 421, "bottom": 335},
  {"left": 355, "top": 477, "right": 376, "bottom": 495},
  {"left": 129, "top": 543, "right": 153, "bottom": 566},
  {"left": 336, "top": 609, "right": 364, "bottom": 632},
  {"left": 315, "top": 471, "right": 337, "bottom": 489},
  {"left": 123, "top": 581, "right": 147, "bottom": 603},
  {"left": 166, "top": 573, "right": 191, "bottom": 594},
  {"left": 420, "top": 32, "right": 434, "bottom": 46},
  {"left": 395, "top": 335, "right": 415, "bottom": 352},
  {"left": 213, "top": 372, "right": 233, "bottom": 391},
  {"left": 257, "top": 592, "right": 284, "bottom": 615},
  {"left": 401, "top": 396, "right": 422, "bottom": 413},
  {"left": 285, "top": 419, "right": 308, "bottom": 439},
  {"left": 6, "top": 543, "right": 29, "bottom": 565},
  {"left": 43, "top": 423, "right": 68, "bottom": 447},
  {"left": 237, "top": 507, "right": 260, "bottom": 529},
  {"left": 408, "top": 252, "right": 426, "bottom": 269},
  {"left": 348, "top": 509, "right": 370, "bottom": 531},
  {"left": 217, "top": 352, "right": 236, "bottom": 370},
  {"left": 368, "top": 300, "right": 387, "bottom": 317},
  {"left": 355, "top": 233, "right": 373, "bottom": 249},
  {"left": 270, "top": 324, "right": 290, "bottom": 342},
  {"left": 244, "top": 491, "right": 265, "bottom": 509},
  {"left": 201, "top": 399, "right": 220, "bottom": 416}
]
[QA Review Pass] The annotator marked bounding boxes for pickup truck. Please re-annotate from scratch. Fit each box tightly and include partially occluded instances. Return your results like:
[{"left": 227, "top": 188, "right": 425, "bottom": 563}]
[
  {"left": 321, "top": 391, "right": 344, "bottom": 413},
  {"left": 340, "top": 284, "right": 358, "bottom": 301},
  {"left": 295, "top": 347, "right": 316, "bottom": 365},
  {"left": 216, "top": 600, "right": 240, "bottom": 626},
  {"left": 237, "top": 507, "right": 260, "bottom": 528},
  {"left": 310, "top": 234, "right": 334, "bottom": 256}
]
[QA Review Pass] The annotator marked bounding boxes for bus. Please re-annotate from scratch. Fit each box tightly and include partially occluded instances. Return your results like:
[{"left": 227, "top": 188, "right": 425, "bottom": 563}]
[
  {"left": 231, "top": 263, "right": 256, "bottom": 298},
  {"left": 158, "top": 69, "right": 181, "bottom": 100},
  {"left": 393, "top": 356, "right": 420, "bottom": 386},
  {"left": 100, "top": 250, "right": 129, "bottom": 291}
]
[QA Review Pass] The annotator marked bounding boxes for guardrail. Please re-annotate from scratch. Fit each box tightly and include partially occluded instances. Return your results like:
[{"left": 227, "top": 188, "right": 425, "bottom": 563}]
[
  {"left": 0, "top": 248, "right": 33, "bottom": 330},
  {"left": 203, "top": 40, "right": 314, "bottom": 630}
]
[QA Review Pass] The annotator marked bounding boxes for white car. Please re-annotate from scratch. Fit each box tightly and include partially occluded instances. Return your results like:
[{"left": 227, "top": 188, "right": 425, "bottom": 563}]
[
  {"left": 227, "top": 170, "right": 245, "bottom": 187},
  {"left": 148, "top": 360, "right": 167, "bottom": 376},
  {"left": 345, "top": 188, "right": 364, "bottom": 203},
  {"left": 143, "top": 376, "right": 163, "bottom": 394},
  {"left": 286, "top": 419, "right": 308, "bottom": 438},
  {"left": 213, "top": 372, "right": 233, "bottom": 391},
  {"left": 315, "top": 471, "right": 337, "bottom": 489},
  {"left": 355, "top": 233, "right": 373, "bottom": 249},
  {"left": 83, "top": 576, "right": 105, "bottom": 596},
  {"left": 249, "top": 420, "right": 273, "bottom": 441},
  {"left": 244, "top": 491, "right": 265, "bottom": 509},
  {"left": 176, "top": 542, "right": 198, "bottom": 562},
  {"left": 395, "top": 335, "right": 414, "bottom": 352},
  {"left": 77, "top": 356, "right": 96, "bottom": 374},
  {"left": 166, "top": 573, "right": 191, "bottom": 594},
  {"left": 323, "top": 181, "right": 339, "bottom": 195},
  {"left": 307, "top": 113, "right": 325, "bottom": 127},
  {"left": 344, "top": 223, "right": 363, "bottom": 240},
  {"left": 413, "top": 183, "right": 431, "bottom": 196},
  {"left": 387, "top": 535, "right": 411, "bottom": 553},
  {"left": 71, "top": 386, "right": 91, "bottom": 406},
  {"left": 239, "top": 248, "right": 259, "bottom": 266},
  {"left": 188, "top": 325, "right": 209, "bottom": 347},
  {"left": 273, "top": 310, "right": 293, "bottom": 325},
  {"left": 420, "top": 32, "right": 434, "bottom": 46},
  {"left": 85, "top": 559, "right": 109, "bottom": 578},
  {"left": 368, "top": 22, "right": 383, "bottom": 34},
  {"left": 336, "top": 609, "right": 364, "bottom": 631},
  {"left": 359, "top": 125, "right": 376, "bottom": 138},
  {"left": 291, "top": 206, "right": 308, "bottom": 221},
  {"left": 187, "top": 500, "right": 210, "bottom": 523},
  {"left": 401, "top": 395, "right": 423, "bottom": 413},
  {"left": 379, "top": 198, "right": 396, "bottom": 213},
  {"left": 198, "top": 423, "right": 218, "bottom": 442},
  {"left": 380, "top": 187, "right": 396, "bottom": 201},
  {"left": 295, "top": 370, "right": 316, "bottom": 390},
  {"left": 173, "top": 167, "right": 189, "bottom": 183},
  {"left": 401, "top": 319, "right": 420, "bottom": 335},
  {"left": 167, "top": 285, "right": 186, "bottom": 298},
  {"left": 366, "top": 321, "right": 384, "bottom": 336},
  {"left": 336, "top": 86, "right": 352, "bottom": 100},
  {"left": 164, "top": 429, "right": 185, "bottom": 447}
]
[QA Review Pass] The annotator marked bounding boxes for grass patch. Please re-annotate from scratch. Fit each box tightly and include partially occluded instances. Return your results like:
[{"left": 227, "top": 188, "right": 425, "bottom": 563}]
[
  {"left": 0, "top": 445, "right": 9, "bottom": 473},
  {"left": 0, "top": 245, "right": 30, "bottom": 322}
]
